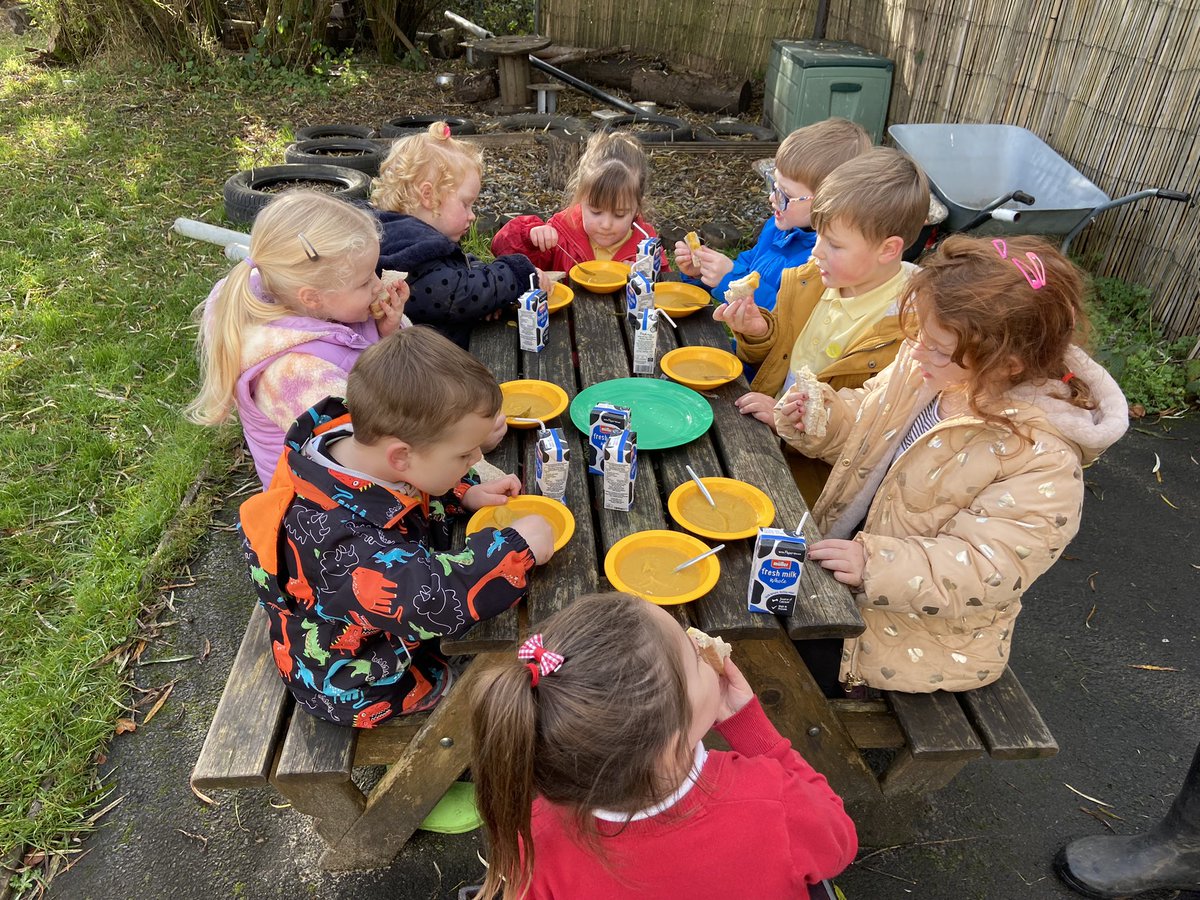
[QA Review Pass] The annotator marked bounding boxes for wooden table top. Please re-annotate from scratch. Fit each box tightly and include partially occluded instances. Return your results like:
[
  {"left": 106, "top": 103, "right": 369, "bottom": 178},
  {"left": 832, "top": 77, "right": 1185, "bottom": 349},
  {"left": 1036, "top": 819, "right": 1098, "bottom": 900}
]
[{"left": 442, "top": 279, "right": 863, "bottom": 655}]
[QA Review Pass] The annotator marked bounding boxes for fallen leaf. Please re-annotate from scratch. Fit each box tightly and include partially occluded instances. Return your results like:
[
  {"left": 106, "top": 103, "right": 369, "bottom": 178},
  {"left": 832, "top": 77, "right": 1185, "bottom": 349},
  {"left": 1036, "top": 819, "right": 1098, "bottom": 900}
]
[
  {"left": 1152, "top": 452, "right": 1162, "bottom": 483},
  {"left": 190, "top": 782, "right": 217, "bottom": 806},
  {"left": 84, "top": 795, "right": 125, "bottom": 825},
  {"left": 1080, "top": 806, "right": 1117, "bottom": 832},
  {"left": 1160, "top": 494, "right": 1179, "bottom": 509},
  {"left": 176, "top": 828, "right": 208, "bottom": 847},
  {"left": 141, "top": 683, "right": 174, "bottom": 726},
  {"left": 1085, "top": 603, "right": 1097, "bottom": 628},
  {"left": 114, "top": 718, "right": 137, "bottom": 735},
  {"left": 1065, "top": 783, "right": 1112, "bottom": 807},
  {"left": 1129, "top": 403, "right": 1146, "bottom": 418},
  {"left": 1127, "top": 664, "right": 1179, "bottom": 672},
  {"left": 1087, "top": 571, "right": 1099, "bottom": 592},
  {"left": 22, "top": 850, "right": 47, "bottom": 867},
  {"left": 201, "top": 638, "right": 212, "bottom": 661}
]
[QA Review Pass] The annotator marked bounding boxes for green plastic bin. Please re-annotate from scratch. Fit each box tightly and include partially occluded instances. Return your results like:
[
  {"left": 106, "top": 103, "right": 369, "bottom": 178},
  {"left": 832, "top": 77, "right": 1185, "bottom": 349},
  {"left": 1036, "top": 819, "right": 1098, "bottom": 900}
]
[{"left": 764, "top": 39, "right": 893, "bottom": 144}]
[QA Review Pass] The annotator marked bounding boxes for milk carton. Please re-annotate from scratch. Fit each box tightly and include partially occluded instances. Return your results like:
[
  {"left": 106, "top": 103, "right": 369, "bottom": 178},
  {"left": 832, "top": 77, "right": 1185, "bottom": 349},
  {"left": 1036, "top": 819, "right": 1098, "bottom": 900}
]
[
  {"left": 625, "top": 271, "right": 655, "bottom": 323},
  {"left": 534, "top": 427, "right": 569, "bottom": 503},
  {"left": 632, "top": 307, "right": 660, "bottom": 375},
  {"left": 588, "top": 402, "right": 632, "bottom": 474},
  {"left": 517, "top": 286, "right": 548, "bottom": 352},
  {"left": 630, "top": 236, "right": 662, "bottom": 281},
  {"left": 747, "top": 527, "right": 808, "bottom": 615},
  {"left": 602, "top": 429, "right": 637, "bottom": 511}
]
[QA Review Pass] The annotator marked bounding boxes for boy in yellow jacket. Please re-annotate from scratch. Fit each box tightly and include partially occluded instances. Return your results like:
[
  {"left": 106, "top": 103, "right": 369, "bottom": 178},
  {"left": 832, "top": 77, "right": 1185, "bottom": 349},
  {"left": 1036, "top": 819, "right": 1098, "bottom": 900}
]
[{"left": 715, "top": 147, "right": 929, "bottom": 503}]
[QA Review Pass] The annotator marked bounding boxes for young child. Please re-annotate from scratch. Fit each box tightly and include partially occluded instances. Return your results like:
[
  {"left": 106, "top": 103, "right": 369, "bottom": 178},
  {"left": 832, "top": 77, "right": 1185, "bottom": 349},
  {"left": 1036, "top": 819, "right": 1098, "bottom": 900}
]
[
  {"left": 371, "top": 122, "right": 538, "bottom": 349},
  {"left": 239, "top": 326, "right": 556, "bottom": 727},
  {"left": 490, "top": 130, "right": 666, "bottom": 272},
  {"left": 776, "top": 235, "right": 1129, "bottom": 694},
  {"left": 471, "top": 592, "right": 858, "bottom": 899},
  {"left": 188, "top": 190, "right": 410, "bottom": 487},
  {"left": 717, "top": 147, "right": 929, "bottom": 503},
  {"left": 674, "top": 117, "right": 871, "bottom": 312}
]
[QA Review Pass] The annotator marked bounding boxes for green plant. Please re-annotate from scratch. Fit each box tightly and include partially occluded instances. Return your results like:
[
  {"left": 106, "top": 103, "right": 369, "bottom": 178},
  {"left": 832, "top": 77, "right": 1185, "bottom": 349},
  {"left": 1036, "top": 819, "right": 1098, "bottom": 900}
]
[{"left": 1086, "top": 274, "right": 1198, "bottom": 413}]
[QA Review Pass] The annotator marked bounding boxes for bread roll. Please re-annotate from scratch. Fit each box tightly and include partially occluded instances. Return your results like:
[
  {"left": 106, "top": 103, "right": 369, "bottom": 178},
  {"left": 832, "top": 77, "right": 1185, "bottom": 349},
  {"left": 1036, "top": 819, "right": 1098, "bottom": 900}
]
[
  {"left": 686, "top": 627, "right": 731, "bottom": 674},
  {"left": 784, "top": 365, "right": 828, "bottom": 438},
  {"left": 684, "top": 231, "right": 702, "bottom": 256},
  {"left": 371, "top": 269, "right": 410, "bottom": 322},
  {"left": 724, "top": 271, "right": 760, "bottom": 302}
]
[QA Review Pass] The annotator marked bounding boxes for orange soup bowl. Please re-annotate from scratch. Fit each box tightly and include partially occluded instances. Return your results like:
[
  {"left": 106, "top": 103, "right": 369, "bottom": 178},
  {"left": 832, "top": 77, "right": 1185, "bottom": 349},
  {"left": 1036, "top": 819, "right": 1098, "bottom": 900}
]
[
  {"left": 659, "top": 346, "right": 743, "bottom": 391},
  {"left": 668, "top": 477, "right": 775, "bottom": 541},
  {"left": 603, "top": 530, "right": 720, "bottom": 605},
  {"left": 499, "top": 379, "right": 569, "bottom": 428},
  {"left": 466, "top": 495, "right": 576, "bottom": 553},
  {"left": 569, "top": 260, "right": 631, "bottom": 293},
  {"left": 652, "top": 281, "right": 713, "bottom": 318},
  {"left": 547, "top": 280, "right": 573, "bottom": 313}
]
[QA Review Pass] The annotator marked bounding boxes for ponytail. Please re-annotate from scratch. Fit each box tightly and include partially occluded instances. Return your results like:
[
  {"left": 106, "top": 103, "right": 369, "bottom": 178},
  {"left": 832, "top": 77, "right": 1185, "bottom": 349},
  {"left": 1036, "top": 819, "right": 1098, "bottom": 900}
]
[
  {"left": 372, "top": 121, "right": 483, "bottom": 214},
  {"left": 472, "top": 665, "right": 540, "bottom": 900}
]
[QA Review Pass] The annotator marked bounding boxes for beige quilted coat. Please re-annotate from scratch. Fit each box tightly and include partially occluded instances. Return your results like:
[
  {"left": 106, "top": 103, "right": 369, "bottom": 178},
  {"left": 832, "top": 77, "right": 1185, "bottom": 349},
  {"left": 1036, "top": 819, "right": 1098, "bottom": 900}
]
[{"left": 776, "top": 341, "right": 1129, "bottom": 692}]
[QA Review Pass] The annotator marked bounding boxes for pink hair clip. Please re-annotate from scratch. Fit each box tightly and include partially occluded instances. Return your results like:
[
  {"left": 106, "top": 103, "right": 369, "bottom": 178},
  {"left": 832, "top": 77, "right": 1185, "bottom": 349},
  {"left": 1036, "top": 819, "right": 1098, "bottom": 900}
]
[
  {"left": 441, "top": 123, "right": 452, "bottom": 139},
  {"left": 991, "top": 239, "right": 1047, "bottom": 290},
  {"left": 517, "top": 633, "right": 564, "bottom": 687}
]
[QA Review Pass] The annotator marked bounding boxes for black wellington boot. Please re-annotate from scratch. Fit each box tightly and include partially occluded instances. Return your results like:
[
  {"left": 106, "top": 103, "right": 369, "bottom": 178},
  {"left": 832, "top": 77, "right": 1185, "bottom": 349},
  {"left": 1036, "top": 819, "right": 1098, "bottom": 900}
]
[{"left": 1054, "top": 743, "right": 1200, "bottom": 898}]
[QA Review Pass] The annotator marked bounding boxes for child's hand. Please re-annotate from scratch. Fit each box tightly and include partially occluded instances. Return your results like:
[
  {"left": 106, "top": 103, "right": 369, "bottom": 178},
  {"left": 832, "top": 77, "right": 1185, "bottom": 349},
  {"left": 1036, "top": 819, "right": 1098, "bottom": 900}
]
[
  {"left": 715, "top": 657, "right": 754, "bottom": 722},
  {"left": 712, "top": 295, "right": 768, "bottom": 338},
  {"left": 535, "top": 267, "right": 549, "bottom": 289},
  {"left": 808, "top": 539, "right": 866, "bottom": 588},
  {"left": 733, "top": 391, "right": 779, "bottom": 429},
  {"left": 695, "top": 247, "right": 735, "bottom": 287},
  {"left": 464, "top": 475, "right": 522, "bottom": 511},
  {"left": 482, "top": 410, "right": 508, "bottom": 453},
  {"left": 775, "top": 386, "right": 807, "bottom": 434},
  {"left": 673, "top": 240, "right": 701, "bottom": 277},
  {"left": 511, "top": 514, "right": 555, "bottom": 564},
  {"left": 530, "top": 225, "right": 559, "bottom": 252},
  {"left": 373, "top": 279, "right": 411, "bottom": 337}
]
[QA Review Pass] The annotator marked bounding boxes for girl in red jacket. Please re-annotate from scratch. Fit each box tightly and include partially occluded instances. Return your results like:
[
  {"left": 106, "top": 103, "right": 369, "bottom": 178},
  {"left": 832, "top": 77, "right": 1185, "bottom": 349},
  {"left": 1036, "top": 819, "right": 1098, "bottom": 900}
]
[
  {"left": 490, "top": 131, "right": 666, "bottom": 271},
  {"left": 471, "top": 592, "right": 858, "bottom": 900}
]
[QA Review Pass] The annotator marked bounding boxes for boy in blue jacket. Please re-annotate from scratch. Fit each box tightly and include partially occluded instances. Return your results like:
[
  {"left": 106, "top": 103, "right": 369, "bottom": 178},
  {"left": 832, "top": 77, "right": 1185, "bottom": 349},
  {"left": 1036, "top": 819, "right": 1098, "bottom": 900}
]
[
  {"left": 675, "top": 117, "right": 871, "bottom": 312},
  {"left": 240, "top": 326, "right": 554, "bottom": 728}
]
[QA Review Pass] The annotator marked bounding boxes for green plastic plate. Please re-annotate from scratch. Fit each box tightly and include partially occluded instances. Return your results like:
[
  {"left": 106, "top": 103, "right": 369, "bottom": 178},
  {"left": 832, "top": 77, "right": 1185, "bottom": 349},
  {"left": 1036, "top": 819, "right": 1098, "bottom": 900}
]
[{"left": 569, "top": 377, "right": 714, "bottom": 450}]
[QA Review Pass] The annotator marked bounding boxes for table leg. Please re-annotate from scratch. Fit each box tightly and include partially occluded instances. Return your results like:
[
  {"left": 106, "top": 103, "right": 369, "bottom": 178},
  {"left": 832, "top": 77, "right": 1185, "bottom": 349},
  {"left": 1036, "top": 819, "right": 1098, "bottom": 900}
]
[{"left": 318, "top": 652, "right": 508, "bottom": 871}]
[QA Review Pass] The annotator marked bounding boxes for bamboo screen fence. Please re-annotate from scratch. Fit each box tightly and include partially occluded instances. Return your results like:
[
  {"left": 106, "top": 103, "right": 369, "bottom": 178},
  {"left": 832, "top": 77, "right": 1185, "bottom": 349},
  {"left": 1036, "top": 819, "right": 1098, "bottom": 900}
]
[{"left": 542, "top": 0, "right": 1200, "bottom": 347}]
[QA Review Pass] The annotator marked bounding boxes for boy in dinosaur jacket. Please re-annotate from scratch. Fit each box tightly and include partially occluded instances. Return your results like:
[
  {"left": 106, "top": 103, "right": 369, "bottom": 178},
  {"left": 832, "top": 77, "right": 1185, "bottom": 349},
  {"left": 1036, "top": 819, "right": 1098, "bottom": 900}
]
[{"left": 239, "top": 326, "right": 555, "bottom": 728}]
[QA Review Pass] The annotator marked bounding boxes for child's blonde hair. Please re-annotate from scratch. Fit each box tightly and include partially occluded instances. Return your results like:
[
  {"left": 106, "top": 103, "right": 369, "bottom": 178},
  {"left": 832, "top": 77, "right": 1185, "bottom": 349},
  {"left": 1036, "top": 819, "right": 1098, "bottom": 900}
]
[
  {"left": 371, "top": 121, "right": 484, "bottom": 214},
  {"left": 811, "top": 147, "right": 929, "bottom": 247},
  {"left": 346, "top": 325, "right": 501, "bottom": 446},
  {"left": 186, "top": 190, "right": 380, "bottom": 426},
  {"left": 471, "top": 593, "right": 693, "bottom": 900},
  {"left": 775, "top": 116, "right": 872, "bottom": 192},
  {"left": 566, "top": 130, "right": 649, "bottom": 214}
]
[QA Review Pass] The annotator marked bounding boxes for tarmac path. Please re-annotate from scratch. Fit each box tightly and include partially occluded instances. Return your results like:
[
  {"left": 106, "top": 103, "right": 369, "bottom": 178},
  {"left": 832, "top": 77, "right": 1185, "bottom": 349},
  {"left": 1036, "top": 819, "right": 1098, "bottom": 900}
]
[{"left": 47, "top": 415, "right": 1199, "bottom": 900}]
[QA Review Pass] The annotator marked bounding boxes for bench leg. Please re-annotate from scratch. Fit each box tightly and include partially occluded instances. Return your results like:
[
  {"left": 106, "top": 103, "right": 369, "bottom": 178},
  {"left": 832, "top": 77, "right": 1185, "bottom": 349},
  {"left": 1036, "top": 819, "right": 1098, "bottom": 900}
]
[
  {"left": 318, "top": 651, "right": 508, "bottom": 871},
  {"left": 274, "top": 776, "right": 368, "bottom": 847},
  {"left": 880, "top": 747, "right": 974, "bottom": 797}
]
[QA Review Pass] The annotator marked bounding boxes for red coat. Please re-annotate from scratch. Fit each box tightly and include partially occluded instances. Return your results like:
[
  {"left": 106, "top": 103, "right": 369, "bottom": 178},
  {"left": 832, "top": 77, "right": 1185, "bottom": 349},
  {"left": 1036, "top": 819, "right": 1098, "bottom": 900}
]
[
  {"left": 524, "top": 699, "right": 857, "bottom": 898},
  {"left": 490, "top": 205, "right": 667, "bottom": 272}
]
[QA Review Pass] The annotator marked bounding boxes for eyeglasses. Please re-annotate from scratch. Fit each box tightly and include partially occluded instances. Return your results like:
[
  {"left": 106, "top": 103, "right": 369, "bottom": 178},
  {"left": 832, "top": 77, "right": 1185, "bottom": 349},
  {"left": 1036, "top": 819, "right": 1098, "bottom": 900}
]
[
  {"left": 914, "top": 330, "right": 956, "bottom": 367},
  {"left": 766, "top": 167, "right": 813, "bottom": 212}
]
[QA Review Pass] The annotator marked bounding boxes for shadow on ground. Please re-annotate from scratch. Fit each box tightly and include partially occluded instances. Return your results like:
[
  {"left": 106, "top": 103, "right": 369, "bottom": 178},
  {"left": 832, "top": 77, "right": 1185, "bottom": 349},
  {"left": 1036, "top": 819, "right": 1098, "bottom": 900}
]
[{"left": 48, "top": 417, "right": 1200, "bottom": 900}]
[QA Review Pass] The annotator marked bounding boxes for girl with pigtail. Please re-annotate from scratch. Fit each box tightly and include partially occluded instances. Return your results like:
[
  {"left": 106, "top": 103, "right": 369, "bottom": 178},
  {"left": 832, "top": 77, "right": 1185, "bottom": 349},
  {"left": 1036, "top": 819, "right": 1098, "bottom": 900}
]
[
  {"left": 470, "top": 592, "right": 857, "bottom": 900},
  {"left": 187, "top": 189, "right": 409, "bottom": 486},
  {"left": 777, "top": 234, "right": 1130, "bottom": 695},
  {"left": 371, "top": 122, "right": 540, "bottom": 349}
]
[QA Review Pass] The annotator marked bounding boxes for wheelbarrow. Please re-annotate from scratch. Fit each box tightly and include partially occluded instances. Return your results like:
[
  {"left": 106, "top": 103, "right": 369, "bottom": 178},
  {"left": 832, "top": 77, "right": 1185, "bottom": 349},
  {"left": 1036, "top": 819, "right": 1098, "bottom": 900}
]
[{"left": 888, "top": 123, "right": 1190, "bottom": 253}]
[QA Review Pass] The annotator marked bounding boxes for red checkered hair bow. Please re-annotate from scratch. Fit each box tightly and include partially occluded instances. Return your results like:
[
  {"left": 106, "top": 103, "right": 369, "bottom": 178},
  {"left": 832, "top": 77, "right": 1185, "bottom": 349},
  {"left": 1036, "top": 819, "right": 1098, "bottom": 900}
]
[{"left": 517, "top": 634, "right": 565, "bottom": 687}]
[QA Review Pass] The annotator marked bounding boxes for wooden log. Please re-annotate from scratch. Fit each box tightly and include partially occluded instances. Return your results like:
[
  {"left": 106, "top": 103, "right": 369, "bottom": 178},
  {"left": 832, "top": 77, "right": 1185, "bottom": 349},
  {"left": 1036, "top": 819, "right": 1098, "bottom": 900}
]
[
  {"left": 631, "top": 69, "right": 753, "bottom": 114},
  {"left": 427, "top": 27, "right": 463, "bottom": 59},
  {"left": 558, "top": 58, "right": 638, "bottom": 92}
]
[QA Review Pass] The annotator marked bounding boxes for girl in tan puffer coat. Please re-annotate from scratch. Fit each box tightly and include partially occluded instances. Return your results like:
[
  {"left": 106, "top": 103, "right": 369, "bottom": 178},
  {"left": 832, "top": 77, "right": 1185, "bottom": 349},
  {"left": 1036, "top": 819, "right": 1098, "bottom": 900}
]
[{"left": 775, "top": 235, "right": 1129, "bottom": 693}]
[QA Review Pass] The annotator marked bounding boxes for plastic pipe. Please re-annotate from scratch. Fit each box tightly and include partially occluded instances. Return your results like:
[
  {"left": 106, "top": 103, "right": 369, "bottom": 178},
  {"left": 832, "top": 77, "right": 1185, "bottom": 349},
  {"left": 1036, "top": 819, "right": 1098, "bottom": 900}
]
[
  {"left": 224, "top": 242, "right": 250, "bottom": 262},
  {"left": 173, "top": 217, "right": 250, "bottom": 248},
  {"left": 990, "top": 208, "right": 1021, "bottom": 223},
  {"left": 444, "top": 10, "right": 491, "bottom": 38}
]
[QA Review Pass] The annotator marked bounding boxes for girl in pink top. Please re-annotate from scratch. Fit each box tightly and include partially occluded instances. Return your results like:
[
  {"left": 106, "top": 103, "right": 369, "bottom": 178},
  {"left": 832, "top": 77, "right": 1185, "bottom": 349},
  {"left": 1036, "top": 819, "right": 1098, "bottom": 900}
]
[
  {"left": 471, "top": 592, "right": 857, "bottom": 900},
  {"left": 490, "top": 131, "right": 666, "bottom": 272},
  {"left": 186, "top": 190, "right": 410, "bottom": 485}
]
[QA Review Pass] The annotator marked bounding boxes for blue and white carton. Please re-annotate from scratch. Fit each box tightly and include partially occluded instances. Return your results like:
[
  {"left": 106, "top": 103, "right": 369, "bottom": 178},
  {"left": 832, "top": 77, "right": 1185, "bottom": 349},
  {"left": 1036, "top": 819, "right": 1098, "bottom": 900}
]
[
  {"left": 632, "top": 307, "right": 660, "bottom": 375},
  {"left": 602, "top": 429, "right": 638, "bottom": 511},
  {"left": 534, "top": 426, "right": 569, "bottom": 503},
  {"left": 517, "top": 286, "right": 548, "bottom": 352},
  {"left": 747, "top": 527, "right": 807, "bottom": 615},
  {"left": 588, "top": 402, "right": 632, "bottom": 474},
  {"left": 625, "top": 271, "right": 655, "bottom": 323},
  {"left": 630, "top": 236, "right": 662, "bottom": 281}
]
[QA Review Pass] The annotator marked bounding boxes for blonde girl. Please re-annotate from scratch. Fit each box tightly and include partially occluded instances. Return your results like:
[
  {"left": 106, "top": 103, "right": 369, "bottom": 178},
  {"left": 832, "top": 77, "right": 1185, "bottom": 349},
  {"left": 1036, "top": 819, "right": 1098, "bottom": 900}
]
[
  {"left": 776, "top": 235, "right": 1129, "bottom": 694},
  {"left": 490, "top": 130, "right": 666, "bottom": 272},
  {"left": 188, "top": 190, "right": 408, "bottom": 486},
  {"left": 371, "top": 122, "right": 538, "bottom": 349},
  {"left": 471, "top": 592, "right": 857, "bottom": 900}
]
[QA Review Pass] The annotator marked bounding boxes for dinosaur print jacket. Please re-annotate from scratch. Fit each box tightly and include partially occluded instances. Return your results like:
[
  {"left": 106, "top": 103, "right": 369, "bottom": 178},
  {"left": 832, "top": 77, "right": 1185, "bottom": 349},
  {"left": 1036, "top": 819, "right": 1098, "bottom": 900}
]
[{"left": 239, "top": 397, "right": 535, "bottom": 727}]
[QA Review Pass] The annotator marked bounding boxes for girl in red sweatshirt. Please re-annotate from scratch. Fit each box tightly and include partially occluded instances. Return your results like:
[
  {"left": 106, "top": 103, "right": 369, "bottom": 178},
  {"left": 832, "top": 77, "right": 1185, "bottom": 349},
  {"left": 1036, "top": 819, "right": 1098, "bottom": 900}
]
[{"left": 470, "top": 592, "right": 858, "bottom": 900}]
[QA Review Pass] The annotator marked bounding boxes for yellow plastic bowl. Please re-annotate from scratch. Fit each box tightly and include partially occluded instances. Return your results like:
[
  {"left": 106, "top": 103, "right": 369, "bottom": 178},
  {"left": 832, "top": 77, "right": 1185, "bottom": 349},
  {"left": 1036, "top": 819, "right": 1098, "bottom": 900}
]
[
  {"left": 569, "top": 260, "right": 631, "bottom": 293},
  {"left": 652, "top": 281, "right": 713, "bottom": 318},
  {"left": 466, "top": 495, "right": 576, "bottom": 553},
  {"left": 604, "top": 530, "right": 720, "bottom": 605},
  {"left": 659, "top": 346, "right": 743, "bottom": 391},
  {"left": 500, "top": 380, "right": 569, "bottom": 428},
  {"left": 668, "top": 477, "right": 776, "bottom": 541},
  {"left": 547, "top": 280, "right": 573, "bottom": 313}
]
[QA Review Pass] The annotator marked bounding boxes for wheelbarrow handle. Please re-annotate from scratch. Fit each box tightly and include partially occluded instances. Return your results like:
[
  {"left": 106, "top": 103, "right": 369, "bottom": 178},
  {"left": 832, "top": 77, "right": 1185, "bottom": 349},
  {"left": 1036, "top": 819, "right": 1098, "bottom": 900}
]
[
  {"left": 1156, "top": 188, "right": 1191, "bottom": 203},
  {"left": 1061, "top": 188, "right": 1192, "bottom": 254},
  {"left": 1012, "top": 191, "right": 1036, "bottom": 206}
]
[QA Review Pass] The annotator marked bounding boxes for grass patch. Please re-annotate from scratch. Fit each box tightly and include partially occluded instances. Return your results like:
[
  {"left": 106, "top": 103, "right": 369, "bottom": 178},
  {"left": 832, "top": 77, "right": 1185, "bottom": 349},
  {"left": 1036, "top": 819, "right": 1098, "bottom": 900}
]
[{"left": 0, "top": 34, "right": 414, "bottom": 873}]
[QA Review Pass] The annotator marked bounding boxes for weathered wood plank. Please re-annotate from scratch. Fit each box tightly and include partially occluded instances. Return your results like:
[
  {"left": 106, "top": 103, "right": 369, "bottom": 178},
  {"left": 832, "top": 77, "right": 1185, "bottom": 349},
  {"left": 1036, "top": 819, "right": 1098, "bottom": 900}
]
[
  {"left": 831, "top": 698, "right": 905, "bottom": 750},
  {"left": 272, "top": 710, "right": 363, "bottom": 845},
  {"left": 959, "top": 668, "right": 1059, "bottom": 760},
  {"left": 191, "top": 604, "right": 290, "bottom": 789},
  {"left": 888, "top": 690, "right": 984, "bottom": 760}
]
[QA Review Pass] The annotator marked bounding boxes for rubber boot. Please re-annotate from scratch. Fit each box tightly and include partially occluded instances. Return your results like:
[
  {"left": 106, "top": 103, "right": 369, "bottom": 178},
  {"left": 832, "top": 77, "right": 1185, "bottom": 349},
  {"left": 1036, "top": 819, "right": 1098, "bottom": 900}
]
[{"left": 1055, "top": 743, "right": 1200, "bottom": 898}]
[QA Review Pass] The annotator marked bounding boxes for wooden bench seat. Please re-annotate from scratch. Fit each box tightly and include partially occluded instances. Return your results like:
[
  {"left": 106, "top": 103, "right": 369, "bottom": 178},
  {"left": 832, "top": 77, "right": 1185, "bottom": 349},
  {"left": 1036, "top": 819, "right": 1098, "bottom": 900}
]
[{"left": 832, "top": 667, "right": 1057, "bottom": 797}]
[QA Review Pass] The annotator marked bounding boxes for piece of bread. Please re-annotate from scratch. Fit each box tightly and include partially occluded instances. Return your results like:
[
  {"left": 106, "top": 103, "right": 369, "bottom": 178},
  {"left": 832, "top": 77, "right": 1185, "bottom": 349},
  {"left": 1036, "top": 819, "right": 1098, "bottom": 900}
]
[
  {"left": 684, "top": 231, "right": 702, "bottom": 256},
  {"left": 785, "top": 365, "right": 828, "bottom": 438},
  {"left": 724, "top": 271, "right": 760, "bottom": 302},
  {"left": 686, "top": 627, "right": 732, "bottom": 675},
  {"left": 372, "top": 269, "right": 410, "bottom": 322}
]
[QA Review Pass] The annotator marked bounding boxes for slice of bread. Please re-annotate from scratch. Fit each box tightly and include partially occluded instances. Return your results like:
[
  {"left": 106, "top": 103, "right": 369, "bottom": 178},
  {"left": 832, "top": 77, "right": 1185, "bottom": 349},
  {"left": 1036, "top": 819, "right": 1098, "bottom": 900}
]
[
  {"left": 724, "top": 271, "right": 760, "bottom": 302},
  {"left": 372, "top": 269, "right": 411, "bottom": 324},
  {"left": 684, "top": 231, "right": 703, "bottom": 255},
  {"left": 686, "top": 627, "right": 732, "bottom": 675},
  {"left": 793, "top": 365, "right": 828, "bottom": 438}
]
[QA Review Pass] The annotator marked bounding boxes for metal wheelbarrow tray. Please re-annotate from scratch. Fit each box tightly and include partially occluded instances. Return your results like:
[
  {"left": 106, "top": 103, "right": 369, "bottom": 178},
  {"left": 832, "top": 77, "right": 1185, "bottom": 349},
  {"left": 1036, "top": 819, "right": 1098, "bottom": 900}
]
[{"left": 889, "top": 123, "right": 1109, "bottom": 236}]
